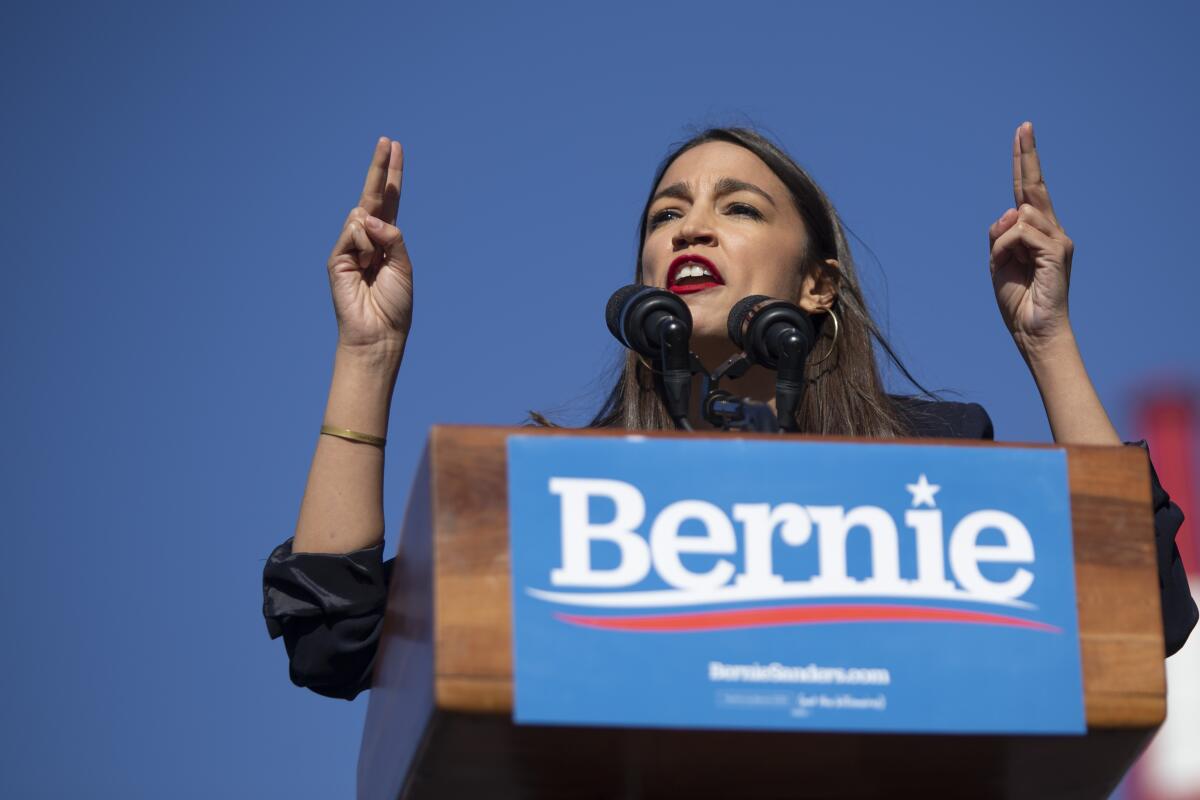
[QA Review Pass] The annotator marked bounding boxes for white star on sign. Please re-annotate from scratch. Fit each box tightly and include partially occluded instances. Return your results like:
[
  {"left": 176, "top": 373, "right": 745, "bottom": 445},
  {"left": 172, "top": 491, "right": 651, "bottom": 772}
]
[{"left": 906, "top": 474, "right": 940, "bottom": 508}]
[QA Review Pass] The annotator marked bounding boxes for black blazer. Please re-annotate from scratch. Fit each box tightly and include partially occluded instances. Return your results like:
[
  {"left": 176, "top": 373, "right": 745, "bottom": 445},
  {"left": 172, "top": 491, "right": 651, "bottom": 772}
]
[{"left": 263, "top": 400, "right": 1196, "bottom": 700}]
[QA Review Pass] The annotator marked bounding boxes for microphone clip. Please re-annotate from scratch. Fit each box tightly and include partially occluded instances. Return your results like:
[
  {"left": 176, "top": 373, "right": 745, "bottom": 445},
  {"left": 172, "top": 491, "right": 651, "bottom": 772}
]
[{"left": 700, "top": 353, "right": 779, "bottom": 433}]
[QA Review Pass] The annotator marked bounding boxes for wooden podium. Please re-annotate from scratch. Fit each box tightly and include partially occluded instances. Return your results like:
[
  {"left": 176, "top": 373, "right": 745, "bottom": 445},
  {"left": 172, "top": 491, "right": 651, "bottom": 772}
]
[{"left": 357, "top": 426, "right": 1165, "bottom": 799}]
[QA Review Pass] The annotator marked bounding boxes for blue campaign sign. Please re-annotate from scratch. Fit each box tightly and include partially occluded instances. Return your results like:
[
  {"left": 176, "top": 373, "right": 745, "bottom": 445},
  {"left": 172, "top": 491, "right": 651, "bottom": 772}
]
[{"left": 506, "top": 435, "right": 1084, "bottom": 734}]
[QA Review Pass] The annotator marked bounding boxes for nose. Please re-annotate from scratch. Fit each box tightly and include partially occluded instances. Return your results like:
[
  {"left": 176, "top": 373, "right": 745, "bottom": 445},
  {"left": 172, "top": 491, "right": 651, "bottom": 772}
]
[{"left": 672, "top": 207, "right": 717, "bottom": 250}]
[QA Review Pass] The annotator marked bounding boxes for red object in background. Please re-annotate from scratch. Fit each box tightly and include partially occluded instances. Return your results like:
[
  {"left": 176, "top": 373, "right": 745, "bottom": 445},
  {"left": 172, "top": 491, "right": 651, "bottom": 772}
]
[
  {"left": 1134, "top": 390, "right": 1198, "bottom": 572},
  {"left": 1126, "top": 387, "right": 1200, "bottom": 800}
]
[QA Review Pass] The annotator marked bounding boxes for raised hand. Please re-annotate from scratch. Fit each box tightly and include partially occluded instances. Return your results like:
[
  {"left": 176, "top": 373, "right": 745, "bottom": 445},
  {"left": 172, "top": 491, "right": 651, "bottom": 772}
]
[
  {"left": 327, "top": 137, "right": 414, "bottom": 355},
  {"left": 987, "top": 122, "right": 1075, "bottom": 356}
]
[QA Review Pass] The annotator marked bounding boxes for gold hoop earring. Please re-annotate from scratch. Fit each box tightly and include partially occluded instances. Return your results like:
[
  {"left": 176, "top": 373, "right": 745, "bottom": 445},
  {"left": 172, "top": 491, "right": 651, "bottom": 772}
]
[
  {"left": 810, "top": 308, "right": 840, "bottom": 365},
  {"left": 636, "top": 353, "right": 661, "bottom": 375}
]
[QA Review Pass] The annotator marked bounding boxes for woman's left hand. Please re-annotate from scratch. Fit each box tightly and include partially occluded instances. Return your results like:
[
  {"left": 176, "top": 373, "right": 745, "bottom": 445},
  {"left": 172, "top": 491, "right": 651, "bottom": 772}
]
[{"left": 988, "top": 122, "right": 1075, "bottom": 358}]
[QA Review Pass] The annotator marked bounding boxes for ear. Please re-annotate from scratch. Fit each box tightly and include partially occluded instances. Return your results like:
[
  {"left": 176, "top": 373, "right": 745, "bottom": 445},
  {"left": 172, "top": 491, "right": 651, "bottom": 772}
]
[{"left": 797, "top": 259, "right": 840, "bottom": 313}]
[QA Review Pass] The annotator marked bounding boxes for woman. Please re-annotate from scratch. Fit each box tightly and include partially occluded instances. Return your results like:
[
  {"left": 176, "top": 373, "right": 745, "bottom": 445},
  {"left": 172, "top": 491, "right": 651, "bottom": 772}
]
[{"left": 263, "top": 125, "right": 1197, "bottom": 700}]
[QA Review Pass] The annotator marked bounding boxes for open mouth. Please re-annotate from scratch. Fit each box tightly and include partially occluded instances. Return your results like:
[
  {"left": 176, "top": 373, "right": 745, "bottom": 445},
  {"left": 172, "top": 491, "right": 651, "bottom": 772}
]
[{"left": 667, "top": 254, "right": 725, "bottom": 295}]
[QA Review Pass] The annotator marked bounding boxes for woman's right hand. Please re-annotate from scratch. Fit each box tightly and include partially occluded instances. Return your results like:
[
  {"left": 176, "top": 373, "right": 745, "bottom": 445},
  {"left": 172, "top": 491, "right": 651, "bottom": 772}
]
[{"left": 327, "top": 137, "right": 413, "bottom": 358}]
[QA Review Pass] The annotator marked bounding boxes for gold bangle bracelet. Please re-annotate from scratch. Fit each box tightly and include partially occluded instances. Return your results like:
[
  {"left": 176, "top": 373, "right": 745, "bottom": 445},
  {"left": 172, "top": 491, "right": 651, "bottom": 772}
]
[{"left": 320, "top": 425, "right": 387, "bottom": 448}]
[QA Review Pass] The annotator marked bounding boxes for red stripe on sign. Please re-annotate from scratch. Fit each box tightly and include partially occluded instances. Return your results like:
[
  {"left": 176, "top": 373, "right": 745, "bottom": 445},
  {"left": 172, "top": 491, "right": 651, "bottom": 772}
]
[{"left": 553, "top": 604, "right": 1061, "bottom": 633}]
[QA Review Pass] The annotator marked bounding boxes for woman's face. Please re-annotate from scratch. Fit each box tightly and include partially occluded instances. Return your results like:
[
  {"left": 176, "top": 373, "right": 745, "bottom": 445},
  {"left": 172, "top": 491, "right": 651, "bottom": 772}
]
[{"left": 641, "top": 141, "right": 819, "bottom": 343}]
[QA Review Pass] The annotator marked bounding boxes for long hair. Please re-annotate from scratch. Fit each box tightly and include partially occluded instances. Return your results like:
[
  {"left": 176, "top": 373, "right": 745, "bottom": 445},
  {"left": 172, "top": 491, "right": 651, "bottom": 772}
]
[{"left": 577, "top": 127, "right": 921, "bottom": 436}]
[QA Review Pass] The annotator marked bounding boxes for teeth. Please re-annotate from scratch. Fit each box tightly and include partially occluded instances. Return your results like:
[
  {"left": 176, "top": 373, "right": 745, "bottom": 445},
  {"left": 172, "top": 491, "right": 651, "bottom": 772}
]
[{"left": 676, "top": 264, "right": 714, "bottom": 280}]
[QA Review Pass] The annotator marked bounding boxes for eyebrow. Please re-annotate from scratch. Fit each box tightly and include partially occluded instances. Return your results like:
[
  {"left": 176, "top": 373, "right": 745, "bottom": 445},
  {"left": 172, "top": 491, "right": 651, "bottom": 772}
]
[{"left": 650, "top": 177, "right": 777, "bottom": 208}]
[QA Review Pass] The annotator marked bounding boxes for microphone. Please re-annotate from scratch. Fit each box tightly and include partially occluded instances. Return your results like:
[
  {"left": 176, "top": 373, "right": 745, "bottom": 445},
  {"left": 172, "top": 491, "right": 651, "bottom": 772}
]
[
  {"left": 606, "top": 285, "right": 695, "bottom": 429},
  {"left": 727, "top": 295, "right": 816, "bottom": 432}
]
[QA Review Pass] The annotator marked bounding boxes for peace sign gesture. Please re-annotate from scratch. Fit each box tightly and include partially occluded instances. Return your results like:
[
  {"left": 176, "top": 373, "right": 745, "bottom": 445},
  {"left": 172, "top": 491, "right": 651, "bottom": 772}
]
[
  {"left": 988, "top": 122, "right": 1075, "bottom": 356},
  {"left": 327, "top": 137, "right": 414, "bottom": 356}
]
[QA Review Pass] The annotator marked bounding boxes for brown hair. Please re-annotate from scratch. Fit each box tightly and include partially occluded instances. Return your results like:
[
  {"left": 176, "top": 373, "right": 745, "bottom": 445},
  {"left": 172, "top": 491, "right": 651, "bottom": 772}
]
[{"left": 577, "top": 127, "right": 922, "bottom": 437}]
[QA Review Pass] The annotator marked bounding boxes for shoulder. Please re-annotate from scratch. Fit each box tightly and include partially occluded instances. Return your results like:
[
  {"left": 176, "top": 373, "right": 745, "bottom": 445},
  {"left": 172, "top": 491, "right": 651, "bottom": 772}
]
[{"left": 889, "top": 396, "right": 994, "bottom": 441}]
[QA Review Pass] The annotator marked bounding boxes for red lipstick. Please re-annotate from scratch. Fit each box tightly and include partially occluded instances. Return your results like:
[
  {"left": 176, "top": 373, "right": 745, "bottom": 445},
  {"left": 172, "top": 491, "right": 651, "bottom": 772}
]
[{"left": 667, "top": 254, "right": 725, "bottom": 295}]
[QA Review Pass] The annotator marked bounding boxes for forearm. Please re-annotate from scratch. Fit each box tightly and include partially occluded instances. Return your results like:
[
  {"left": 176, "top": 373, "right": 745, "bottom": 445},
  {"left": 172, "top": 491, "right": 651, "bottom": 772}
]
[
  {"left": 293, "top": 343, "right": 404, "bottom": 553},
  {"left": 1023, "top": 328, "right": 1121, "bottom": 446}
]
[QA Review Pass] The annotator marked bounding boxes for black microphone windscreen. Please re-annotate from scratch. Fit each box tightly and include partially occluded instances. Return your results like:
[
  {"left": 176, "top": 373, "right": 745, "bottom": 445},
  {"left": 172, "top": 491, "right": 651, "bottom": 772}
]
[
  {"left": 605, "top": 284, "right": 646, "bottom": 341},
  {"left": 727, "top": 295, "right": 772, "bottom": 348}
]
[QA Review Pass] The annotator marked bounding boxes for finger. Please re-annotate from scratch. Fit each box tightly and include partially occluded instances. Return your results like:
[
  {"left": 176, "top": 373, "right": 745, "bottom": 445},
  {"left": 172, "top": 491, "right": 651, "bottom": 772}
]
[
  {"left": 328, "top": 210, "right": 378, "bottom": 274},
  {"left": 991, "top": 219, "right": 1056, "bottom": 266},
  {"left": 379, "top": 141, "right": 404, "bottom": 224},
  {"left": 1014, "top": 122, "right": 1058, "bottom": 224},
  {"left": 329, "top": 208, "right": 367, "bottom": 259},
  {"left": 358, "top": 137, "right": 392, "bottom": 216},
  {"left": 1016, "top": 203, "right": 1063, "bottom": 239},
  {"left": 347, "top": 220, "right": 377, "bottom": 272},
  {"left": 990, "top": 223, "right": 1030, "bottom": 276},
  {"left": 328, "top": 224, "right": 363, "bottom": 276},
  {"left": 989, "top": 208, "right": 1019, "bottom": 246},
  {"left": 990, "top": 242, "right": 1014, "bottom": 276},
  {"left": 328, "top": 212, "right": 359, "bottom": 262},
  {"left": 1012, "top": 127, "right": 1023, "bottom": 207},
  {"left": 990, "top": 221, "right": 1028, "bottom": 275},
  {"left": 362, "top": 216, "right": 408, "bottom": 271}
]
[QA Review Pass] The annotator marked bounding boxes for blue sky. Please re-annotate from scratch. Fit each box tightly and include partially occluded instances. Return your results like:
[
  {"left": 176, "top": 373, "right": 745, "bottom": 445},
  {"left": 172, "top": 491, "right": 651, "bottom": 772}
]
[{"left": 2, "top": 2, "right": 1197, "bottom": 796}]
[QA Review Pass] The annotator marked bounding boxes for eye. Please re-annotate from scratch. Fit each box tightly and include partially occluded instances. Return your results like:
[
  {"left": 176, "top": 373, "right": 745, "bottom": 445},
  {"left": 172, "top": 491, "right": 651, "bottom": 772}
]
[
  {"left": 727, "top": 202, "right": 762, "bottom": 219},
  {"left": 648, "top": 208, "right": 681, "bottom": 229}
]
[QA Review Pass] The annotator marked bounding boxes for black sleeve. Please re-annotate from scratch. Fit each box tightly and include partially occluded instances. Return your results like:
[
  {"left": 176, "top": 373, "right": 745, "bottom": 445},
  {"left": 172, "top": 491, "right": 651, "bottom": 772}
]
[
  {"left": 1129, "top": 441, "right": 1199, "bottom": 657},
  {"left": 889, "top": 397, "right": 994, "bottom": 440},
  {"left": 962, "top": 402, "right": 994, "bottom": 441},
  {"left": 262, "top": 538, "right": 392, "bottom": 700}
]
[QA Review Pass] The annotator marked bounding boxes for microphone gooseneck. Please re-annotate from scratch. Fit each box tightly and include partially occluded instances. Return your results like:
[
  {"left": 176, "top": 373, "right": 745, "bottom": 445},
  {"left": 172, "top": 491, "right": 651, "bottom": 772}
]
[
  {"left": 727, "top": 296, "right": 816, "bottom": 432},
  {"left": 606, "top": 285, "right": 696, "bottom": 430}
]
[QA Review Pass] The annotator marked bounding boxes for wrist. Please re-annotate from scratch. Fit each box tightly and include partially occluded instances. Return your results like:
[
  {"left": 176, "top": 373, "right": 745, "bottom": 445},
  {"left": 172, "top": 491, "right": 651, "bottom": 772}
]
[
  {"left": 325, "top": 345, "right": 402, "bottom": 437},
  {"left": 1018, "top": 327, "right": 1121, "bottom": 446},
  {"left": 330, "top": 350, "right": 400, "bottom": 398},
  {"left": 1016, "top": 324, "right": 1078, "bottom": 375},
  {"left": 334, "top": 337, "right": 406, "bottom": 376}
]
